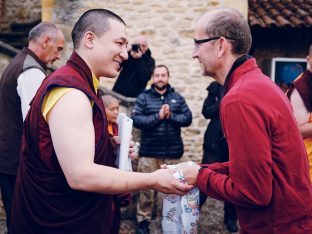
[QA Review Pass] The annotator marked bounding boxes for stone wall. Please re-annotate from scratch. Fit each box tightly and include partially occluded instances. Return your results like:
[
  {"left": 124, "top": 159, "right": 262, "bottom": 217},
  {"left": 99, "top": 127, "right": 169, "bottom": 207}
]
[
  {"left": 0, "top": 0, "right": 41, "bottom": 31},
  {"left": 48, "top": 0, "right": 247, "bottom": 163}
]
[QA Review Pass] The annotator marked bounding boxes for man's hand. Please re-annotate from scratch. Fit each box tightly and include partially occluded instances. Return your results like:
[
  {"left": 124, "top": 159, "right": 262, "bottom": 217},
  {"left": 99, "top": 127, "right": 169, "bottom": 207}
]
[
  {"left": 181, "top": 164, "right": 201, "bottom": 186},
  {"left": 159, "top": 104, "right": 170, "bottom": 120},
  {"left": 163, "top": 104, "right": 170, "bottom": 119},
  {"left": 150, "top": 169, "right": 193, "bottom": 196},
  {"left": 159, "top": 105, "right": 166, "bottom": 120},
  {"left": 130, "top": 49, "right": 143, "bottom": 59},
  {"left": 112, "top": 136, "right": 136, "bottom": 160}
]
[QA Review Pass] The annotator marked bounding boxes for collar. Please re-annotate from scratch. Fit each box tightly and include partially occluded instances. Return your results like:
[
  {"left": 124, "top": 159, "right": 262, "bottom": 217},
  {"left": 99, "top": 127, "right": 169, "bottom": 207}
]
[
  {"left": 222, "top": 54, "right": 252, "bottom": 98},
  {"left": 22, "top": 47, "right": 48, "bottom": 70},
  {"left": 92, "top": 73, "right": 99, "bottom": 94},
  {"left": 67, "top": 51, "right": 96, "bottom": 94}
]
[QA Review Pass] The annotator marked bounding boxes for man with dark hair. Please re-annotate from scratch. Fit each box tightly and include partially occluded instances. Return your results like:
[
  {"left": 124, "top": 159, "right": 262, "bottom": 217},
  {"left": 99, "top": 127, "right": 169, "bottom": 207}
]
[
  {"left": 112, "top": 35, "right": 155, "bottom": 97},
  {"left": 182, "top": 7, "right": 312, "bottom": 233},
  {"left": 0, "top": 22, "right": 64, "bottom": 232},
  {"left": 287, "top": 44, "right": 312, "bottom": 182},
  {"left": 132, "top": 64, "right": 192, "bottom": 234},
  {"left": 11, "top": 9, "right": 191, "bottom": 234}
]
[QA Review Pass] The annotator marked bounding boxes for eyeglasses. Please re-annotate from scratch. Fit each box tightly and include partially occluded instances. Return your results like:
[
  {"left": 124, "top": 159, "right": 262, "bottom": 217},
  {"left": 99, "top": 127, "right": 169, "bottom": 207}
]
[{"left": 193, "top": 36, "right": 237, "bottom": 49}]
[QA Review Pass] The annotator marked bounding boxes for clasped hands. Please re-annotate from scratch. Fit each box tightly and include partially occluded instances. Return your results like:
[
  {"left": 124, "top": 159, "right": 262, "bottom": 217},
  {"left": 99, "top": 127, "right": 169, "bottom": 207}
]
[{"left": 159, "top": 104, "right": 171, "bottom": 120}]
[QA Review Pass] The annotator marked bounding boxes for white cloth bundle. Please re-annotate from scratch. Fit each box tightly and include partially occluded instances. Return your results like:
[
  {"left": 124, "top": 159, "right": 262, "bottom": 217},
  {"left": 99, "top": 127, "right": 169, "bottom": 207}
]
[{"left": 162, "top": 161, "right": 200, "bottom": 234}]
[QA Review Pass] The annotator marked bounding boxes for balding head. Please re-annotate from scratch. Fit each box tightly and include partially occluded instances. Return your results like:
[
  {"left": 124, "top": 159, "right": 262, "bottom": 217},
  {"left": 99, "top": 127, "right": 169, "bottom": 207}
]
[
  {"left": 307, "top": 44, "right": 312, "bottom": 72},
  {"left": 308, "top": 44, "right": 312, "bottom": 56},
  {"left": 132, "top": 35, "right": 148, "bottom": 54},
  {"left": 102, "top": 95, "right": 119, "bottom": 124},
  {"left": 133, "top": 36, "right": 148, "bottom": 47},
  {"left": 28, "top": 22, "right": 65, "bottom": 65},
  {"left": 29, "top": 22, "right": 59, "bottom": 42},
  {"left": 197, "top": 7, "right": 252, "bottom": 55},
  {"left": 102, "top": 94, "right": 119, "bottom": 107}
]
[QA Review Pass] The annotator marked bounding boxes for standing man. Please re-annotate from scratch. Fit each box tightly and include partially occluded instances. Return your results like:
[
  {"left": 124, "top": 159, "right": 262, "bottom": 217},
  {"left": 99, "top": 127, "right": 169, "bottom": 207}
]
[
  {"left": 0, "top": 22, "right": 65, "bottom": 232},
  {"left": 182, "top": 7, "right": 312, "bottom": 233},
  {"left": 11, "top": 9, "right": 192, "bottom": 234},
  {"left": 112, "top": 36, "right": 155, "bottom": 97},
  {"left": 132, "top": 65, "right": 192, "bottom": 234},
  {"left": 201, "top": 81, "right": 238, "bottom": 233},
  {"left": 287, "top": 44, "right": 312, "bottom": 182}
]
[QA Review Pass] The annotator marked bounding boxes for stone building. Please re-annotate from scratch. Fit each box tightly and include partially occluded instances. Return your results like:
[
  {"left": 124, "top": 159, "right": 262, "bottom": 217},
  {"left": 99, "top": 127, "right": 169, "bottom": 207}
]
[
  {"left": 1, "top": 0, "right": 312, "bottom": 164},
  {"left": 40, "top": 0, "right": 247, "bottom": 163}
]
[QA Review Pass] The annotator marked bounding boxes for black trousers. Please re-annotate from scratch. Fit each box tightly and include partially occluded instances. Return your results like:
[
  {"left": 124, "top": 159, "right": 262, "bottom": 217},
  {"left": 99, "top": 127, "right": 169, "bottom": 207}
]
[{"left": 0, "top": 173, "right": 16, "bottom": 233}]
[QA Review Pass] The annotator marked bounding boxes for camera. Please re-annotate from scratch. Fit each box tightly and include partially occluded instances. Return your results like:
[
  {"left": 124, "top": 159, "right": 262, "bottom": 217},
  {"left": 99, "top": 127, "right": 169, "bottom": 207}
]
[{"left": 131, "top": 44, "right": 140, "bottom": 52}]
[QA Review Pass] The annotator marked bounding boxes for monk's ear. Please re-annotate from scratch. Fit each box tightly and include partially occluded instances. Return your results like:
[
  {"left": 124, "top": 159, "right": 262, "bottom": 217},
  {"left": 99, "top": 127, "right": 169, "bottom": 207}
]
[{"left": 83, "top": 31, "right": 95, "bottom": 49}]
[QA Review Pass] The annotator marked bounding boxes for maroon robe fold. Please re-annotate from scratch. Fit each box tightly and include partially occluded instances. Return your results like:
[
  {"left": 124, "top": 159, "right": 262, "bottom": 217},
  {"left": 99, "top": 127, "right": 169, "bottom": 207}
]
[
  {"left": 11, "top": 52, "right": 115, "bottom": 234},
  {"left": 287, "top": 69, "right": 312, "bottom": 112}
]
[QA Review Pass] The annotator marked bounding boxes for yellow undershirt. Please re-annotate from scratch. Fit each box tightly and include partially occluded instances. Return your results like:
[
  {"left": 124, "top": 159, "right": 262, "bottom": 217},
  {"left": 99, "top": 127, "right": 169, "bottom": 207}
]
[
  {"left": 303, "top": 113, "right": 312, "bottom": 182},
  {"left": 41, "top": 73, "right": 99, "bottom": 121}
]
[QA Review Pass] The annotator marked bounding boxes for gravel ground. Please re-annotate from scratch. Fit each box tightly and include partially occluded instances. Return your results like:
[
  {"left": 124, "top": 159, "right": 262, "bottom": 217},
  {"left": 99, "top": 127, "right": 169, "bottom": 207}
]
[
  {"left": 0, "top": 196, "right": 238, "bottom": 234},
  {"left": 120, "top": 193, "right": 239, "bottom": 234}
]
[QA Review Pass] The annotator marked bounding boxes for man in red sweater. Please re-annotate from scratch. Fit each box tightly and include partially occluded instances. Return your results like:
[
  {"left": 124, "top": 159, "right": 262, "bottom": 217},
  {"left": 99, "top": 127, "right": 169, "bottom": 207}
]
[{"left": 183, "top": 7, "right": 312, "bottom": 233}]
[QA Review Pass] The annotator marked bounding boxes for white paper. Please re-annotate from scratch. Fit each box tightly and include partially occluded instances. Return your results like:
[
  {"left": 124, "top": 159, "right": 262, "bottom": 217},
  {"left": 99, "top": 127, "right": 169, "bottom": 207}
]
[{"left": 116, "top": 113, "right": 133, "bottom": 171}]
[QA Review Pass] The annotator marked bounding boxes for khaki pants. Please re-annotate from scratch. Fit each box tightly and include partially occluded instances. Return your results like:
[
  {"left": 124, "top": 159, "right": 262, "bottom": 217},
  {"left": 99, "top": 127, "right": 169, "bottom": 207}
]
[{"left": 136, "top": 157, "right": 181, "bottom": 222}]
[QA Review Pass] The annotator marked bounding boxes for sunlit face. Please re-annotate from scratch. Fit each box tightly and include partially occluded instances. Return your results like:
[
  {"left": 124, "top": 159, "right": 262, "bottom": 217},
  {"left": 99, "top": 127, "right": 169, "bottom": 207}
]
[
  {"left": 44, "top": 29, "right": 65, "bottom": 65},
  {"left": 192, "top": 17, "right": 218, "bottom": 78},
  {"left": 104, "top": 101, "right": 119, "bottom": 124},
  {"left": 152, "top": 66, "right": 169, "bottom": 91},
  {"left": 92, "top": 19, "right": 128, "bottom": 78}
]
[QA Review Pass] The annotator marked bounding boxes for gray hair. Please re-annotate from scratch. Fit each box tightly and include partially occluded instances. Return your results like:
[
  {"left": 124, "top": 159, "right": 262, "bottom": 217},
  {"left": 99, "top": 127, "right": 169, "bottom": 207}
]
[
  {"left": 102, "top": 94, "right": 119, "bottom": 107},
  {"left": 28, "top": 22, "right": 58, "bottom": 42},
  {"left": 205, "top": 7, "right": 252, "bottom": 55},
  {"left": 71, "top": 9, "right": 126, "bottom": 49}
]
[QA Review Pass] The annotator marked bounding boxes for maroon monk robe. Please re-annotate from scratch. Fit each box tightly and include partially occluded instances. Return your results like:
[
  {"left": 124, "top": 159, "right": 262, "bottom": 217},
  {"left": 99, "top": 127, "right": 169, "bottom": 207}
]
[{"left": 11, "top": 52, "right": 115, "bottom": 234}]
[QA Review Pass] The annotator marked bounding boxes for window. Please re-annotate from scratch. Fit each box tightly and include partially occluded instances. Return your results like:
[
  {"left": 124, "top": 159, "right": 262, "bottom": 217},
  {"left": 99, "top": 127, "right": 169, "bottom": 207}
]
[{"left": 271, "top": 57, "right": 307, "bottom": 92}]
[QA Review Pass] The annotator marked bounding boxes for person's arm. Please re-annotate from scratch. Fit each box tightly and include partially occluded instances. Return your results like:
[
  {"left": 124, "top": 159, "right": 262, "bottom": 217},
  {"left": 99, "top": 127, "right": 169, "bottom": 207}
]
[
  {"left": 205, "top": 161, "right": 229, "bottom": 174},
  {"left": 134, "top": 51, "right": 155, "bottom": 84},
  {"left": 168, "top": 95, "right": 192, "bottom": 127},
  {"left": 17, "top": 68, "right": 46, "bottom": 120},
  {"left": 290, "top": 88, "right": 312, "bottom": 138},
  {"left": 202, "top": 86, "right": 220, "bottom": 119},
  {"left": 131, "top": 94, "right": 162, "bottom": 129},
  {"left": 185, "top": 102, "right": 273, "bottom": 207},
  {"left": 299, "top": 122, "right": 312, "bottom": 138},
  {"left": 47, "top": 89, "right": 192, "bottom": 195}
]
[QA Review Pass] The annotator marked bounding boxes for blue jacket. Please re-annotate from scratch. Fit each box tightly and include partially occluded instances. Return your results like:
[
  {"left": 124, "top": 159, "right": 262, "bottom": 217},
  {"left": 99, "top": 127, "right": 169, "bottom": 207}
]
[{"left": 132, "top": 84, "right": 192, "bottom": 158}]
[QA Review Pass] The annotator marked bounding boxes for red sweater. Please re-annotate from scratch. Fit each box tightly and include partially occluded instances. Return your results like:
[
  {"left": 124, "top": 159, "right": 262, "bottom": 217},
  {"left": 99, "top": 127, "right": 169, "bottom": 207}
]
[{"left": 197, "top": 58, "right": 312, "bottom": 234}]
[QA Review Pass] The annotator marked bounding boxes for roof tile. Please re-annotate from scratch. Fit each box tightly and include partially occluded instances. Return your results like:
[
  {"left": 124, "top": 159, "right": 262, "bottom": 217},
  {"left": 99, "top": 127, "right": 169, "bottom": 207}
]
[{"left": 249, "top": 0, "right": 312, "bottom": 28}]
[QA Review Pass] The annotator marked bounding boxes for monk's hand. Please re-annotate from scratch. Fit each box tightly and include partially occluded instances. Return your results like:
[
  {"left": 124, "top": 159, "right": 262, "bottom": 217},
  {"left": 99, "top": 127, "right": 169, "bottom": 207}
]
[
  {"left": 128, "top": 140, "right": 136, "bottom": 160},
  {"left": 150, "top": 169, "right": 193, "bottom": 196}
]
